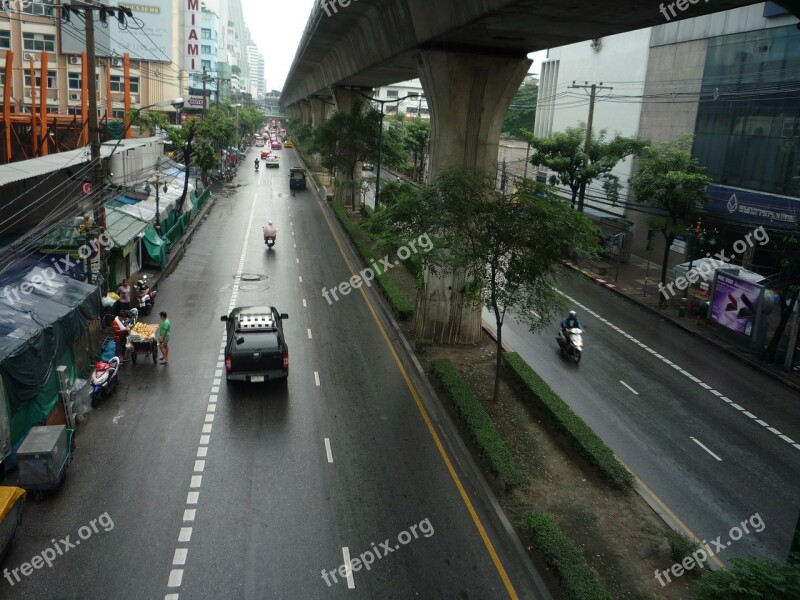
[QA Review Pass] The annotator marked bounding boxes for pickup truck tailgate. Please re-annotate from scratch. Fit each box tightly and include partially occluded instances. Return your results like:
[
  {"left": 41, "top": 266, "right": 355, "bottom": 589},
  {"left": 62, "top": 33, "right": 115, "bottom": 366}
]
[{"left": 229, "top": 332, "right": 284, "bottom": 371}]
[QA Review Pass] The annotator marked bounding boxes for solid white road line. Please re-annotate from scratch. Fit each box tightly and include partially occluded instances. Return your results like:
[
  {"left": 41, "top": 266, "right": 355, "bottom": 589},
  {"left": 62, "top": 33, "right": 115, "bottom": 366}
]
[
  {"left": 620, "top": 381, "right": 639, "bottom": 395},
  {"left": 690, "top": 437, "right": 723, "bottom": 461},
  {"left": 325, "top": 438, "right": 334, "bottom": 463}
]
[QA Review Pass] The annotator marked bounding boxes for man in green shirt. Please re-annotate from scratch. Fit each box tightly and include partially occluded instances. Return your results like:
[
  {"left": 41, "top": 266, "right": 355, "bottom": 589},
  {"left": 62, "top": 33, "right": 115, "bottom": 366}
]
[{"left": 159, "top": 311, "right": 171, "bottom": 365}]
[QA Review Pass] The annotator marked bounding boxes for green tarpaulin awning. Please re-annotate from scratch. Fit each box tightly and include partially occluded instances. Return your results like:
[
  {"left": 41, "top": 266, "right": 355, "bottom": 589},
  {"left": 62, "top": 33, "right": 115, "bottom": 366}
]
[{"left": 106, "top": 207, "right": 148, "bottom": 251}]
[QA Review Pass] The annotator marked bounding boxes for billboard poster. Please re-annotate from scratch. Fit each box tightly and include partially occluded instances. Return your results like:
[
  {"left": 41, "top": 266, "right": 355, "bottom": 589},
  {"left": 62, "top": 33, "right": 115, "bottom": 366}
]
[
  {"left": 60, "top": 0, "right": 173, "bottom": 62},
  {"left": 709, "top": 272, "right": 763, "bottom": 337}
]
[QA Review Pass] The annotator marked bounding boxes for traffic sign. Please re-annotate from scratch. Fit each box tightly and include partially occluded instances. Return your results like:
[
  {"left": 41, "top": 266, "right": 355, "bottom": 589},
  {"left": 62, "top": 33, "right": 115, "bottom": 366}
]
[{"left": 82, "top": 182, "right": 92, "bottom": 195}]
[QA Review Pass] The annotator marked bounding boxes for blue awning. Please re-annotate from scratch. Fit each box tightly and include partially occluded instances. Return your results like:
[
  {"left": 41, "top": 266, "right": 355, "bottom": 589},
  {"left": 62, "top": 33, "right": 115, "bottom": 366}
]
[{"left": 113, "top": 195, "right": 141, "bottom": 205}]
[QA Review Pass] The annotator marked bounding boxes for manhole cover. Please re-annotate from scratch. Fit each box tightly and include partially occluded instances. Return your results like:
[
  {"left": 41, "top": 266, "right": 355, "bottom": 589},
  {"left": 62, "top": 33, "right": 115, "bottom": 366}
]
[
  {"left": 239, "top": 284, "right": 268, "bottom": 292},
  {"left": 275, "top": 192, "right": 289, "bottom": 198},
  {"left": 240, "top": 273, "right": 262, "bottom": 281}
]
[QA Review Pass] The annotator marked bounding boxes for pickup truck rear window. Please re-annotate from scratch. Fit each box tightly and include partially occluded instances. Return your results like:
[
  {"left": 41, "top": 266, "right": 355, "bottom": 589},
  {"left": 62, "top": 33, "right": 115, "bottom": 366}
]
[{"left": 235, "top": 332, "right": 280, "bottom": 351}]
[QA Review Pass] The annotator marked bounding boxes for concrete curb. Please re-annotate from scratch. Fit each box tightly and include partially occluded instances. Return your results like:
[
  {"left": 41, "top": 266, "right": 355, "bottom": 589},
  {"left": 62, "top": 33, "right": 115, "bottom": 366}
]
[
  {"left": 564, "top": 261, "right": 800, "bottom": 394},
  {"left": 149, "top": 188, "right": 217, "bottom": 289}
]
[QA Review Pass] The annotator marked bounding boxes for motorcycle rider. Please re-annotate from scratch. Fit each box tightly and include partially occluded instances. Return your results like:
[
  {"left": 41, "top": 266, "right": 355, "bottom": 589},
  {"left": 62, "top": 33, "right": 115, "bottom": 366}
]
[
  {"left": 254, "top": 158, "right": 260, "bottom": 170},
  {"left": 263, "top": 220, "right": 277, "bottom": 244},
  {"left": 560, "top": 310, "right": 582, "bottom": 344}
]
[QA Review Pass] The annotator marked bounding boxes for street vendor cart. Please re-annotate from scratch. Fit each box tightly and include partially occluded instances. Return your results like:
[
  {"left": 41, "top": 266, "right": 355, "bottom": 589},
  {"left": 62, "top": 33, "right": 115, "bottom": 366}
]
[
  {"left": 127, "top": 322, "right": 159, "bottom": 365},
  {"left": 17, "top": 425, "right": 74, "bottom": 501},
  {"left": 0, "top": 487, "right": 25, "bottom": 561}
]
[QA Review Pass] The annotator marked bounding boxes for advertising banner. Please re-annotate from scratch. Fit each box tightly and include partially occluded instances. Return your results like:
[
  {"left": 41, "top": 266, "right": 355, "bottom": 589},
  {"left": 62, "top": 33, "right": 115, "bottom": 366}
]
[
  {"left": 61, "top": 0, "right": 173, "bottom": 62},
  {"left": 709, "top": 272, "right": 763, "bottom": 337}
]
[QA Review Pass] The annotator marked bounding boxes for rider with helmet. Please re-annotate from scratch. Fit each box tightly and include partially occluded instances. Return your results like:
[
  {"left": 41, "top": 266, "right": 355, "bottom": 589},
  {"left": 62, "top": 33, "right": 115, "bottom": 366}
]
[
  {"left": 263, "top": 220, "right": 277, "bottom": 244},
  {"left": 561, "top": 310, "right": 582, "bottom": 340}
]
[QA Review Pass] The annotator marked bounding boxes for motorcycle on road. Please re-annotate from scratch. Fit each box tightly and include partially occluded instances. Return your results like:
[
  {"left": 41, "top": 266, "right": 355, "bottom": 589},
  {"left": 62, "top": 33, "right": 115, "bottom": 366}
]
[{"left": 557, "top": 327, "right": 584, "bottom": 364}]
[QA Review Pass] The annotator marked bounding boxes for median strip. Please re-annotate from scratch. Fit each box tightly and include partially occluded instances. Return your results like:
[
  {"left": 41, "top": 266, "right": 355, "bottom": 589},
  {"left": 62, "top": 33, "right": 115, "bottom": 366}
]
[
  {"left": 504, "top": 352, "right": 633, "bottom": 489},
  {"left": 431, "top": 359, "right": 528, "bottom": 490}
]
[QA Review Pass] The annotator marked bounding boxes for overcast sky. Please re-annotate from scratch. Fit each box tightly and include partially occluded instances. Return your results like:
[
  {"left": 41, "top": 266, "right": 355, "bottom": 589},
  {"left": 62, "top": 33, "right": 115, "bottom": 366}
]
[{"left": 241, "top": 0, "right": 548, "bottom": 92}]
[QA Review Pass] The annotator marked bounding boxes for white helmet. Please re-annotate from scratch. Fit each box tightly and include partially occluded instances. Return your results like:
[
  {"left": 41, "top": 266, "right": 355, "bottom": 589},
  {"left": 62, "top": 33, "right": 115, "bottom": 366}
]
[
  {"left": 268, "top": 221, "right": 273, "bottom": 226},
  {"left": 569, "top": 310, "right": 577, "bottom": 318}
]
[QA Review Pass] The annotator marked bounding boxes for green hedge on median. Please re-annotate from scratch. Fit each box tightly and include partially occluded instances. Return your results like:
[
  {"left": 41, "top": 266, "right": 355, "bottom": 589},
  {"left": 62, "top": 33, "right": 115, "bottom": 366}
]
[
  {"left": 522, "top": 512, "right": 612, "bottom": 600},
  {"left": 331, "top": 202, "right": 414, "bottom": 320},
  {"left": 431, "top": 359, "right": 529, "bottom": 490},
  {"left": 504, "top": 352, "right": 634, "bottom": 489}
]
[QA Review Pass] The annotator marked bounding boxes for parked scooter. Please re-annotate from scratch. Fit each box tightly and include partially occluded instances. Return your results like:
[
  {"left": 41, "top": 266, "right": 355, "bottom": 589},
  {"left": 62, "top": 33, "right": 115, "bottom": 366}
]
[
  {"left": 89, "top": 356, "right": 120, "bottom": 408},
  {"left": 556, "top": 327, "right": 584, "bottom": 364},
  {"left": 135, "top": 276, "right": 157, "bottom": 315}
]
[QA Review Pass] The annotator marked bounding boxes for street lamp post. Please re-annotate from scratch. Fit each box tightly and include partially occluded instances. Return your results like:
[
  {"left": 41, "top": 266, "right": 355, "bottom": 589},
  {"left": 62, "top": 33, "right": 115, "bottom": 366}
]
[
  {"left": 343, "top": 88, "right": 418, "bottom": 209},
  {"left": 144, "top": 159, "right": 167, "bottom": 234}
]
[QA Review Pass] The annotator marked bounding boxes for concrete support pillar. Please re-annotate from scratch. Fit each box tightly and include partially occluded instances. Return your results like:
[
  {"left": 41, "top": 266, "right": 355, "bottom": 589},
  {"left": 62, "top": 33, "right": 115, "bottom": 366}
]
[
  {"left": 299, "top": 102, "right": 312, "bottom": 127},
  {"left": 331, "top": 88, "right": 372, "bottom": 210},
  {"left": 309, "top": 97, "right": 331, "bottom": 129},
  {"left": 415, "top": 50, "right": 531, "bottom": 344}
]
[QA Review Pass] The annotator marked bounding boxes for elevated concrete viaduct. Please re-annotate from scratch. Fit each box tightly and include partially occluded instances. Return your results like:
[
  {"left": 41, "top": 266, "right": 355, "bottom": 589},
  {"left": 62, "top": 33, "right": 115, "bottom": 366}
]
[{"left": 281, "top": 0, "right": 793, "bottom": 343}]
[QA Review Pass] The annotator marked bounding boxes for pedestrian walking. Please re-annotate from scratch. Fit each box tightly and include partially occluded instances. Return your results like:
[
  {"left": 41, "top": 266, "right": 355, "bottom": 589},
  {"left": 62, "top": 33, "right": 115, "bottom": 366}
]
[
  {"left": 158, "top": 311, "right": 171, "bottom": 365},
  {"left": 117, "top": 279, "right": 132, "bottom": 313}
]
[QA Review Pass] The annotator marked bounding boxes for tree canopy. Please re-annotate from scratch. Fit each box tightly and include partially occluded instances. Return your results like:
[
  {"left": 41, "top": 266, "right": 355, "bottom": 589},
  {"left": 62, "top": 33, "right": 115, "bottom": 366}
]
[
  {"left": 366, "top": 167, "right": 598, "bottom": 400},
  {"left": 523, "top": 123, "right": 646, "bottom": 211},
  {"left": 502, "top": 83, "right": 538, "bottom": 138},
  {"left": 628, "top": 134, "right": 711, "bottom": 288}
]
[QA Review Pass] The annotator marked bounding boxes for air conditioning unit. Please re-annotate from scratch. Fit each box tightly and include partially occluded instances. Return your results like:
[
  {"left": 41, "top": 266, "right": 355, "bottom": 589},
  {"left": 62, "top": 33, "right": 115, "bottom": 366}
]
[
  {"left": 69, "top": 93, "right": 80, "bottom": 101},
  {"left": 130, "top": 95, "right": 138, "bottom": 104},
  {"left": 68, "top": 56, "right": 80, "bottom": 65},
  {"left": 23, "top": 53, "right": 36, "bottom": 62},
  {"left": 111, "top": 58, "right": 121, "bottom": 67}
]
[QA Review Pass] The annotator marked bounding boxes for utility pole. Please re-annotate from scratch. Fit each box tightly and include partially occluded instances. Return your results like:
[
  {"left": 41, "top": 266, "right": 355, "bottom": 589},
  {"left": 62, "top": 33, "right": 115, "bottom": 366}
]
[
  {"left": 202, "top": 67, "right": 208, "bottom": 117},
  {"left": 569, "top": 82, "right": 612, "bottom": 212},
  {"left": 85, "top": 3, "right": 105, "bottom": 291}
]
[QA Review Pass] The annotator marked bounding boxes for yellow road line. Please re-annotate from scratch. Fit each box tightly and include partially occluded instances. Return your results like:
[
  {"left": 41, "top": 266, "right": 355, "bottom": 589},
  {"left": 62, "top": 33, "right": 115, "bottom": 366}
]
[
  {"left": 317, "top": 203, "right": 519, "bottom": 599},
  {"left": 618, "top": 459, "right": 726, "bottom": 569},
  {"left": 487, "top": 327, "right": 726, "bottom": 571}
]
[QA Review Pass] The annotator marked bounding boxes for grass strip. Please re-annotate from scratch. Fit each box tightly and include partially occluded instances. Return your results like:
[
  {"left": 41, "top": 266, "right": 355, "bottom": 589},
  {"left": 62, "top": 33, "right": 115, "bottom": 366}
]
[
  {"left": 504, "top": 352, "right": 633, "bottom": 489},
  {"left": 431, "top": 359, "right": 528, "bottom": 489},
  {"left": 522, "top": 512, "right": 612, "bottom": 600}
]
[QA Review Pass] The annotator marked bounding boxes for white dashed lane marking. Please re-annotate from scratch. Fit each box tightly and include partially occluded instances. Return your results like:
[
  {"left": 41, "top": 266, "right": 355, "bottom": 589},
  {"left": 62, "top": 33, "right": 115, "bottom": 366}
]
[
  {"left": 164, "top": 192, "right": 259, "bottom": 599},
  {"left": 690, "top": 437, "right": 723, "bottom": 462},
  {"left": 341, "top": 547, "right": 355, "bottom": 589},
  {"left": 620, "top": 381, "right": 639, "bottom": 395},
  {"left": 557, "top": 289, "right": 798, "bottom": 452},
  {"left": 324, "top": 438, "right": 334, "bottom": 463}
]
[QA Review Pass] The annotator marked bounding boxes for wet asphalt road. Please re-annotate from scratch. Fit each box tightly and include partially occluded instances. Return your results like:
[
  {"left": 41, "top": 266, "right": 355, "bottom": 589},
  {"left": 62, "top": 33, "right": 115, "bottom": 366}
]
[
  {"left": 2, "top": 149, "right": 549, "bottom": 600},
  {"left": 492, "top": 271, "right": 800, "bottom": 565}
]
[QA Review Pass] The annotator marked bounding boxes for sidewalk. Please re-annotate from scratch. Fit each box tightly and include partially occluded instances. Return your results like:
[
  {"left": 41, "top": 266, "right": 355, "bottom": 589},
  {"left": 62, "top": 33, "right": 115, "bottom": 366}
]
[
  {"left": 130, "top": 182, "right": 222, "bottom": 291},
  {"left": 566, "top": 254, "right": 800, "bottom": 393}
]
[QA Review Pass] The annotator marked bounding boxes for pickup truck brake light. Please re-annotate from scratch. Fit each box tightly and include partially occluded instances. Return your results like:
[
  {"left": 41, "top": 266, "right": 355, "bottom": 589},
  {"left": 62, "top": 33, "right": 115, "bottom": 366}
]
[
  {"left": 225, "top": 355, "right": 232, "bottom": 372},
  {"left": 282, "top": 353, "right": 288, "bottom": 369}
]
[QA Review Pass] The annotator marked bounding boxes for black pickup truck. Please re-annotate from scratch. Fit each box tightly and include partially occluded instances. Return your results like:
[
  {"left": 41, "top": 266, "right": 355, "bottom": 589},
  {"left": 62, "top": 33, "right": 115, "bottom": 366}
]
[{"left": 221, "top": 306, "right": 289, "bottom": 384}]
